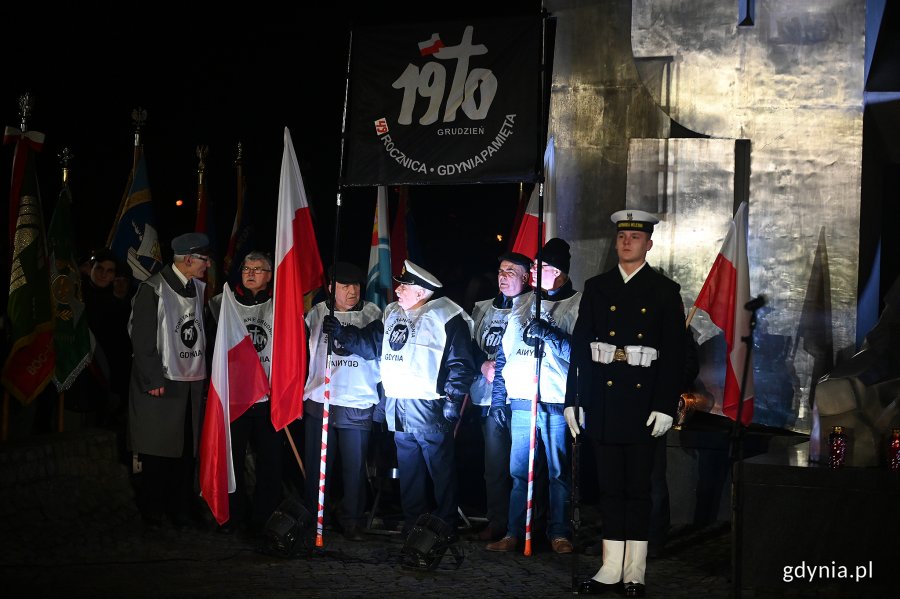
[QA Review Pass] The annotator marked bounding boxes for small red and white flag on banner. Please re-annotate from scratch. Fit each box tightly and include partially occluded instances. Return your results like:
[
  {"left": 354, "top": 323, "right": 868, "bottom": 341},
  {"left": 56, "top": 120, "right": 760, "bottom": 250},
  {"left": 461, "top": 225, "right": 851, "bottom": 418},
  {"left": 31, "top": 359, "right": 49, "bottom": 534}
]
[
  {"left": 199, "top": 284, "right": 270, "bottom": 525},
  {"left": 270, "top": 127, "right": 324, "bottom": 431},
  {"left": 693, "top": 201, "right": 754, "bottom": 425}
]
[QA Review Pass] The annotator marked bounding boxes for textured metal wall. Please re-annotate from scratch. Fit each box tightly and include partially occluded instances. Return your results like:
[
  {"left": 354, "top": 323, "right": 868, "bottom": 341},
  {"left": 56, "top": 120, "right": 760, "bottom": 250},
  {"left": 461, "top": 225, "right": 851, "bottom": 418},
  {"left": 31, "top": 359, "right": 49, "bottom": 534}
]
[{"left": 546, "top": 0, "right": 866, "bottom": 431}]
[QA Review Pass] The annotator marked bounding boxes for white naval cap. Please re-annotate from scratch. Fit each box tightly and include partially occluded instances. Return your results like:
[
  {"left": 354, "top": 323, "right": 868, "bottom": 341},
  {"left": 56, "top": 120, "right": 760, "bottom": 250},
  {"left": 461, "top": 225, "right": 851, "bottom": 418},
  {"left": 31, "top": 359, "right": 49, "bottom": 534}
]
[
  {"left": 393, "top": 259, "right": 442, "bottom": 291},
  {"left": 610, "top": 209, "right": 660, "bottom": 234}
]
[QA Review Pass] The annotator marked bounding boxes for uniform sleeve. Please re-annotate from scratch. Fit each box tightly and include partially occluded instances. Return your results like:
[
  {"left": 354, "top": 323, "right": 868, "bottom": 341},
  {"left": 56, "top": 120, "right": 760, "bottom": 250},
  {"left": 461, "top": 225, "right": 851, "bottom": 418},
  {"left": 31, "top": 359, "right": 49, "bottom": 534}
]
[
  {"left": 338, "top": 319, "right": 384, "bottom": 360},
  {"left": 130, "top": 283, "right": 166, "bottom": 392},
  {"left": 566, "top": 283, "right": 596, "bottom": 409},
  {"left": 440, "top": 313, "right": 477, "bottom": 400},
  {"left": 651, "top": 282, "right": 687, "bottom": 416}
]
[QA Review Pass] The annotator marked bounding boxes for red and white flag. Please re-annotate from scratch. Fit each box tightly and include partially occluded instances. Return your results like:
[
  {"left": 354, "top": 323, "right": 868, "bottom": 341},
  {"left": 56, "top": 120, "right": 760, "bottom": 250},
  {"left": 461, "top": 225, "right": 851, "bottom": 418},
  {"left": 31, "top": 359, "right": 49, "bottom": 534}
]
[
  {"left": 511, "top": 137, "right": 555, "bottom": 258},
  {"left": 418, "top": 33, "right": 444, "bottom": 56},
  {"left": 693, "top": 201, "right": 754, "bottom": 425},
  {"left": 199, "top": 284, "right": 270, "bottom": 525},
  {"left": 270, "top": 127, "right": 324, "bottom": 431}
]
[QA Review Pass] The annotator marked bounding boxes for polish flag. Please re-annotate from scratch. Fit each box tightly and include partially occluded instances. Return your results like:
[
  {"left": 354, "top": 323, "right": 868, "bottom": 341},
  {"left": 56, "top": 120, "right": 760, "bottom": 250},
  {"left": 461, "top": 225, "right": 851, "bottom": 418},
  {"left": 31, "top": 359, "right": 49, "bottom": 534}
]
[
  {"left": 418, "top": 33, "right": 444, "bottom": 56},
  {"left": 270, "top": 127, "right": 324, "bottom": 431},
  {"left": 511, "top": 137, "right": 556, "bottom": 259},
  {"left": 199, "top": 284, "right": 270, "bottom": 525},
  {"left": 693, "top": 201, "right": 754, "bottom": 425}
]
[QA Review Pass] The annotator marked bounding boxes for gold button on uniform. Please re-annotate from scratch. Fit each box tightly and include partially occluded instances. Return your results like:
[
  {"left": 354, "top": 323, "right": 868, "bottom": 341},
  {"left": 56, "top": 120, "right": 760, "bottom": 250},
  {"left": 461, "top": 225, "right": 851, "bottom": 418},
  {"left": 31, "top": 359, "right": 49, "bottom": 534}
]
[
  {"left": 641, "top": 308, "right": 647, "bottom": 314},
  {"left": 606, "top": 380, "right": 613, "bottom": 387},
  {"left": 637, "top": 333, "right": 644, "bottom": 339},
  {"left": 610, "top": 305, "right": 616, "bottom": 311},
  {"left": 609, "top": 331, "right": 616, "bottom": 337},
  {"left": 636, "top": 383, "right": 642, "bottom": 389}
]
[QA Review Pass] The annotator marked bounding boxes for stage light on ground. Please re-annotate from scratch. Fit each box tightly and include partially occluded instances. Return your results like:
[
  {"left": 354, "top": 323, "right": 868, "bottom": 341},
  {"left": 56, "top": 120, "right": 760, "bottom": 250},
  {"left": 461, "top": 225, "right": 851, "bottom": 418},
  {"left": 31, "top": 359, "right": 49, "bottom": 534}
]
[{"left": 399, "top": 513, "right": 464, "bottom": 570}]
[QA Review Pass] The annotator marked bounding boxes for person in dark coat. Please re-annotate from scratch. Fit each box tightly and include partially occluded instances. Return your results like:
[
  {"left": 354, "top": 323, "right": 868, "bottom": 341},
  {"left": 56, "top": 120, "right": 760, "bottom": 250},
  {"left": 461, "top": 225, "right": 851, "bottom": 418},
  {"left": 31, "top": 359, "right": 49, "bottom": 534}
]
[
  {"left": 129, "top": 233, "right": 210, "bottom": 530},
  {"left": 567, "top": 210, "right": 686, "bottom": 597}
]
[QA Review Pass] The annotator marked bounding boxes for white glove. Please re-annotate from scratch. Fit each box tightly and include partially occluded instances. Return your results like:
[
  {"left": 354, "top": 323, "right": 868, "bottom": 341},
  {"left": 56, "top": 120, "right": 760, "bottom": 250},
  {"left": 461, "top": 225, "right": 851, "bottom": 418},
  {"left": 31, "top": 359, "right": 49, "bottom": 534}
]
[
  {"left": 564, "top": 406, "right": 584, "bottom": 438},
  {"left": 646, "top": 411, "right": 673, "bottom": 437}
]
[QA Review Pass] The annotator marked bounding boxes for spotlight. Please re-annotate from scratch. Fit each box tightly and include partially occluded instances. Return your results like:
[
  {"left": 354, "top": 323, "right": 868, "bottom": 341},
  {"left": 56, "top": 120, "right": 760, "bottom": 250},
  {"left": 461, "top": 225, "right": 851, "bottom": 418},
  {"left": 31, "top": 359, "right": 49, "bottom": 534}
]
[
  {"left": 262, "top": 497, "right": 313, "bottom": 557},
  {"left": 400, "top": 513, "right": 464, "bottom": 570}
]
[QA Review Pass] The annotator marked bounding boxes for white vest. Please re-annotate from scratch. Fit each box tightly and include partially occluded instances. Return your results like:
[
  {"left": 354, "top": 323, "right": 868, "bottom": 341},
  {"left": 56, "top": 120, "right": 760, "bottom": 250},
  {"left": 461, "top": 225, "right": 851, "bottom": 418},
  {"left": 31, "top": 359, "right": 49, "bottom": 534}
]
[
  {"left": 500, "top": 292, "right": 581, "bottom": 402},
  {"left": 469, "top": 295, "right": 527, "bottom": 406},
  {"left": 147, "top": 275, "right": 207, "bottom": 382},
  {"left": 381, "top": 296, "right": 472, "bottom": 400},
  {"left": 305, "top": 301, "right": 382, "bottom": 408}
]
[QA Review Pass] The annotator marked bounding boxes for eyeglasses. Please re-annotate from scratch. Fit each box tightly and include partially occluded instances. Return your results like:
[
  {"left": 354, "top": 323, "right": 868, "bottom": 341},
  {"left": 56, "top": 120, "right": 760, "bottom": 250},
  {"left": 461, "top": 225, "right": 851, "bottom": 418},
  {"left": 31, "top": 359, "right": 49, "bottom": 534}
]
[{"left": 241, "top": 266, "right": 271, "bottom": 274}]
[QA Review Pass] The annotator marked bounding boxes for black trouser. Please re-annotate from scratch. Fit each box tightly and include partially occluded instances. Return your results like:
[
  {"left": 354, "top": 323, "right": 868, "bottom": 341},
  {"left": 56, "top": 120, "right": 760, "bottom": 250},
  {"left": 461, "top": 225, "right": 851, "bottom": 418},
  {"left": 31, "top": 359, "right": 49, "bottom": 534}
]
[
  {"left": 303, "top": 415, "right": 371, "bottom": 530},
  {"left": 592, "top": 440, "right": 655, "bottom": 540},
  {"left": 138, "top": 402, "right": 194, "bottom": 522},
  {"left": 230, "top": 401, "right": 284, "bottom": 529}
]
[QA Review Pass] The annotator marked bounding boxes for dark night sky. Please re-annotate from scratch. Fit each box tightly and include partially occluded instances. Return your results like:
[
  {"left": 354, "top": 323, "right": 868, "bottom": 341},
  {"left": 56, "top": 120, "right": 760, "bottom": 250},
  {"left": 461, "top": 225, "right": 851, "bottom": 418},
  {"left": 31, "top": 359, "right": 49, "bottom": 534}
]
[{"left": 2, "top": 2, "right": 545, "bottom": 308}]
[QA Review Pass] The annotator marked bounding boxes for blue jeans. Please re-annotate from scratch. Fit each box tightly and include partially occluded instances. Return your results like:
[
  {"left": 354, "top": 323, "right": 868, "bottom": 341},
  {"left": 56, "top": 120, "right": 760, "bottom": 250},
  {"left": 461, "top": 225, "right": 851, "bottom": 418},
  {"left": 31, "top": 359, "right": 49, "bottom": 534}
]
[{"left": 507, "top": 408, "right": 570, "bottom": 540}]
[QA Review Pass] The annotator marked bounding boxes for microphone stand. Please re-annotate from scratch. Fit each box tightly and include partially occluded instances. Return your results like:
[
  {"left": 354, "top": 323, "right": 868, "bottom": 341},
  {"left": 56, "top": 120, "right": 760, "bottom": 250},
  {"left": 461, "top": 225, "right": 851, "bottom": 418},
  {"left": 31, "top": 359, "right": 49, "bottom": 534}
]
[{"left": 730, "top": 296, "right": 763, "bottom": 598}]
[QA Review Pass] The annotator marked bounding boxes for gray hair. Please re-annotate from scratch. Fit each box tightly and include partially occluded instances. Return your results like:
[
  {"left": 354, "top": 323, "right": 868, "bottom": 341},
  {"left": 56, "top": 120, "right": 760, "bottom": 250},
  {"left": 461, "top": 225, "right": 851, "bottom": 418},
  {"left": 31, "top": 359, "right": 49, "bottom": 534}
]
[{"left": 243, "top": 251, "right": 273, "bottom": 271}]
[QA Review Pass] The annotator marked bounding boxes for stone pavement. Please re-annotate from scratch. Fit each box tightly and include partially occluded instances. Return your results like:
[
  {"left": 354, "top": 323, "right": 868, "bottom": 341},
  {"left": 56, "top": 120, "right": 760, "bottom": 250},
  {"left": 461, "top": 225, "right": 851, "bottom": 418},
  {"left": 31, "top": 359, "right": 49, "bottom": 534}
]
[{"left": 0, "top": 428, "right": 879, "bottom": 598}]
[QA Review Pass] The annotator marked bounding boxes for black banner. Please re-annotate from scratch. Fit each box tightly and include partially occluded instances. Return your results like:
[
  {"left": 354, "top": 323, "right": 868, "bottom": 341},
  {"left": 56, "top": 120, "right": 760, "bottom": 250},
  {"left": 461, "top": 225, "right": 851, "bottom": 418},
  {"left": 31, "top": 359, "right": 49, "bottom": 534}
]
[{"left": 342, "top": 16, "right": 544, "bottom": 186}]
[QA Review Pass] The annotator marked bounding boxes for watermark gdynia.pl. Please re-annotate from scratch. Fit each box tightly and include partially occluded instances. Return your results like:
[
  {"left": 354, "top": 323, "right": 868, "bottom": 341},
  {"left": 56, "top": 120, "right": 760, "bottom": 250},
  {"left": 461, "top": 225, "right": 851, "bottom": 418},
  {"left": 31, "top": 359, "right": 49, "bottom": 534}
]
[{"left": 783, "top": 561, "right": 874, "bottom": 583}]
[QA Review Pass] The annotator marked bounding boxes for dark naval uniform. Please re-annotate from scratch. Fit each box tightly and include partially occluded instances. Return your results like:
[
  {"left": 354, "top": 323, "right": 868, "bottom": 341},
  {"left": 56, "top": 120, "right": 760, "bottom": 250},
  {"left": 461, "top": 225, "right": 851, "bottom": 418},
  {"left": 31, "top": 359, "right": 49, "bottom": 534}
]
[{"left": 567, "top": 263, "right": 685, "bottom": 540}]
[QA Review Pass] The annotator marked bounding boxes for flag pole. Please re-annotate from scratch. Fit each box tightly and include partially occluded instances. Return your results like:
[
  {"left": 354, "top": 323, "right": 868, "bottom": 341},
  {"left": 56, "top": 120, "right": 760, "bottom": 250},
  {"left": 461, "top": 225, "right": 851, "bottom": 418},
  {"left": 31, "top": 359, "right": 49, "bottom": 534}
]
[
  {"left": 524, "top": 179, "right": 544, "bottom": 557},
  {"left": 525, "top": 8, "right": 552, "bottom": 557}
]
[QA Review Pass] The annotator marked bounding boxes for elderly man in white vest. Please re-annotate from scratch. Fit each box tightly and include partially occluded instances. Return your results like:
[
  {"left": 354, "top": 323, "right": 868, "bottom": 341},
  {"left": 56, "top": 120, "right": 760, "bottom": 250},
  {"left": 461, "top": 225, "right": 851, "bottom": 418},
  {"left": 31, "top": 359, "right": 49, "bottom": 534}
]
[
  {"left": 325, "top": 259, "right": 476, "bottom": 539},
  {"left": 129, "top": 232, "right": 210, "bottom": 531}
]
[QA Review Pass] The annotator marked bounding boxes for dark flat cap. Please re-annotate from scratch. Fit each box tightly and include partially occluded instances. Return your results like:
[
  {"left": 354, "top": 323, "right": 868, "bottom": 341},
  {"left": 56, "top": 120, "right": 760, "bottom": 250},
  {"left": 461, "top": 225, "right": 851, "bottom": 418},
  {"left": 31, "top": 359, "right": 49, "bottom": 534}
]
[
  {"left": 393, "top": 259, "right": 442, "bottom": 291},
  {"left": 329, "top": 261, "right": 365, "bottom": 285},
  {"left": 497, "top": 251, "right": 532, "bottom": 270},
  {"left": 171, "top": 232, "right": 210, "bottom": 256}
]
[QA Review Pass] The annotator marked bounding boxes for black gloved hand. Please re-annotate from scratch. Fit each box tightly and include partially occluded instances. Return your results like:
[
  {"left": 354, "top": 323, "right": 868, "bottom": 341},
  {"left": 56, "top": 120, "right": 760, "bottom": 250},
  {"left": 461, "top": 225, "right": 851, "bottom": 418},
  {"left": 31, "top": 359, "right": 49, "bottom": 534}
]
[
  {"left": 489, "top": 405, "right": 508, "bottom": 429},
  {"left": 322, "top": 314, "right": 342, "bottom": 337},
  {"left": 523, "top": 318, "right": 555, "bottom": 342},
  {"left": 443, "top": 398, "right": 462, "bottom": 423}
]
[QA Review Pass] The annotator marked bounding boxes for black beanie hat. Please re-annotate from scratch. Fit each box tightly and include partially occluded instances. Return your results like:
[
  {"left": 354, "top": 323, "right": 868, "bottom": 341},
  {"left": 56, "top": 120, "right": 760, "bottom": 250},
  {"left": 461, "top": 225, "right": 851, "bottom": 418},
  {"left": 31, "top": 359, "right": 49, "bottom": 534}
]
[{"left": 536, "top": 238, "right": 571, "bottom": 274}]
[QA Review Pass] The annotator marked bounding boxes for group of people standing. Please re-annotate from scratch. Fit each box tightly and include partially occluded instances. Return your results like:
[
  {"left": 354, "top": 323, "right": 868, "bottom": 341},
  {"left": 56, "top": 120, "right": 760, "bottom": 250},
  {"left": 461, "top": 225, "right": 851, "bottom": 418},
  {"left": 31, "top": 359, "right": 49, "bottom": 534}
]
[{"left": 125, "top": 207, "right": 687, "bottom": 598}]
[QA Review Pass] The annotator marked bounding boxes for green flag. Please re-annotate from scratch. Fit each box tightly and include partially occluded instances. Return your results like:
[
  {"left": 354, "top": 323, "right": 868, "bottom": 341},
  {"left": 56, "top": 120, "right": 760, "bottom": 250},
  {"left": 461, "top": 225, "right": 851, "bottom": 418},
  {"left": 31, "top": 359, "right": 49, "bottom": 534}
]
[
  {"left": 2, "top": 128, "right": 55, "bottom": 404},
  {"left": 48, "top": 181, "right": 93, "bottom": 392}
]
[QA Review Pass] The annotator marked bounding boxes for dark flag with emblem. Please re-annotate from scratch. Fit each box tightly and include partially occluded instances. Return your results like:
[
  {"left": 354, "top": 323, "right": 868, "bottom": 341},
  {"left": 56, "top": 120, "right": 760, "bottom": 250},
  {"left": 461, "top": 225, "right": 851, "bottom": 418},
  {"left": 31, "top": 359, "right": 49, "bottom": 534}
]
[
  {"left": 195, "top": 145, "right": 220, "bottom": 300},
  {"left": 223, "top": 144, "right": 256, "bottom": 289},
  {"left": 47, "top": 157, "right": 94, "bottom": 392},
  {"left": 2, "top": 124, "right": 55, "bottom": 404},
  {"left": 108, "top": 121, "right": 162, "bottom": 283}
]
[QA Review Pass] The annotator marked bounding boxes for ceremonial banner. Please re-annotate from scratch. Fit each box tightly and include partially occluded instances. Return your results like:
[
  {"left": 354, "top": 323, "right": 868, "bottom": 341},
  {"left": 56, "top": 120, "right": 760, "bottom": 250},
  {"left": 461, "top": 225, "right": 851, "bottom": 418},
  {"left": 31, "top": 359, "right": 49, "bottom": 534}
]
[
  {"left": 108, "top": 150, "right": 162, "bottom": 282},
  {"left": 48, "top": 181, "right": 93, "bottom": 391},
  {"left": 342, "top": 16, "right": 544, "bottom": 185},
  {"left": 223, "top": 150, "right": 256, "bottom": 288},
  {"left": 2, "top": 132, "right": 55, "bottom": 404}
]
